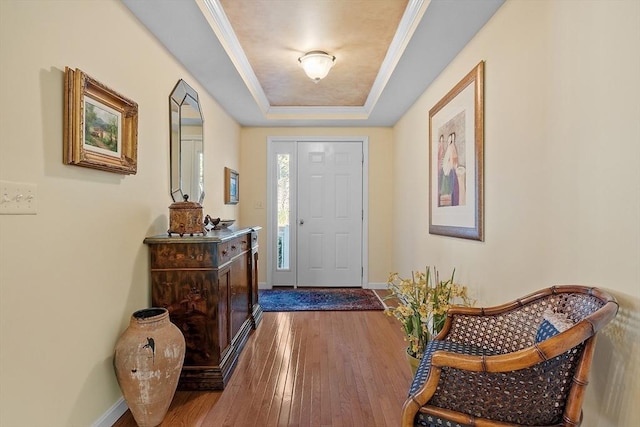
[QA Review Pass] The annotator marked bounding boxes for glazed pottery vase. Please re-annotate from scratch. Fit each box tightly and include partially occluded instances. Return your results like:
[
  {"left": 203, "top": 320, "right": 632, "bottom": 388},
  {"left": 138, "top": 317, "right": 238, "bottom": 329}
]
[
  {"left": 406, "top": 348, "right": 421, "bottom": 375},
  {"left": 114, "top": 308, "right": 185, "bottom": 427}
]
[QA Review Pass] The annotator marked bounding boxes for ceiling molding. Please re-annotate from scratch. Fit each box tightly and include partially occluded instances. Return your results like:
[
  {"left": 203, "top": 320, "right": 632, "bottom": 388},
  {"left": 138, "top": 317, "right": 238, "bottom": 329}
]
[
  {"left": 364, "top": 0, "right": 428, "bottom": 113},
  {"left": 198, "top": 0, "right": 426, "bottom": 122},
  {"left": 197, "top": 0, "right": 271, "bottom": 115},
  {"left": 265, "top": 106, "right": 369, "bottom": 121}
]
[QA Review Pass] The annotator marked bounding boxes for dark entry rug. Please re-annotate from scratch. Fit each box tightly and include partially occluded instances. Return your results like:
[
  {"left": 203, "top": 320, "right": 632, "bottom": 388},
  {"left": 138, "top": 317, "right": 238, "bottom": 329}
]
[{"left": 258, "top": 288, "right": 385, "bottom": 312}]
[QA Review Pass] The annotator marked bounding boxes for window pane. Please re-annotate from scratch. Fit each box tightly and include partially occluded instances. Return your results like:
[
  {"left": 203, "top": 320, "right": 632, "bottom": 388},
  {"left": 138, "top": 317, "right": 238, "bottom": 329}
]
[{"left": 277, "top": 154, "right": 290, "bottom": 270}]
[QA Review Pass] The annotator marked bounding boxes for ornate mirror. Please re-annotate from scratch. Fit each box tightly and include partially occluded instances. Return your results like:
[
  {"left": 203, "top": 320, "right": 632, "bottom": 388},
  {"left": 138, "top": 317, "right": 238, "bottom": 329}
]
[{"left": 170, "top": 79, "right": 204, "bottom": 204}]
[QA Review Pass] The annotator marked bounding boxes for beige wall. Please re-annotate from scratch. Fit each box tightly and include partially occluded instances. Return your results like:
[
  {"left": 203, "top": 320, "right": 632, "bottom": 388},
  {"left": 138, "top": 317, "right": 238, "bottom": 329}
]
[
  {"left": 393, "top": 1, "right": 639, "bottom": 425},
  {"left": 1, "top": 0, "right": 638, "bottom": 425},
  {"left": 0, "top": 1, "right": 239, "bottom": 426},
  {"left": 239, "top": 127, "right": 394, "bottom": 285}
]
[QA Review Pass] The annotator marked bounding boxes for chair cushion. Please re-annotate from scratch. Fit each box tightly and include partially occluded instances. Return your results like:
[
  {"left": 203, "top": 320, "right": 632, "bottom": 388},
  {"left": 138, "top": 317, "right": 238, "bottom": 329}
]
[
  {"left": 535, "top": 309, "right": 574, "bottom": 343},
  {"left": 416, "top": 413, "right": 469, "bottom": 427},
  {"left": 410, "top": 340, "right": 494, "bottom": 426},
  {"left": 409, "top": 340, "right": 493, "bottom": 396}
]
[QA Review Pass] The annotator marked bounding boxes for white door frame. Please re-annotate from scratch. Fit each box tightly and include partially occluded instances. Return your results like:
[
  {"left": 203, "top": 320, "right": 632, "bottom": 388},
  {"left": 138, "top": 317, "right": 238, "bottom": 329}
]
[{"left": 266, "top": 136, "right": 369, "bottom": 289}]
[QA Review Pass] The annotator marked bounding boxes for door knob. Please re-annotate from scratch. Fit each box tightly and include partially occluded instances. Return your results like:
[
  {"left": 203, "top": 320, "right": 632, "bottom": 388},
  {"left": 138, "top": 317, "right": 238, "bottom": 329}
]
[{"left": 299, "top": 219, "right": 304, "bottom": 225}]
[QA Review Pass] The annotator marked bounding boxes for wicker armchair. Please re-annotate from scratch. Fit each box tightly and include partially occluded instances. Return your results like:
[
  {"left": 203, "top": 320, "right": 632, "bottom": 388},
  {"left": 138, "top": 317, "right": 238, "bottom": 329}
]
[{"left": 401, "top": 285, "right": 618, "bottom": 427}]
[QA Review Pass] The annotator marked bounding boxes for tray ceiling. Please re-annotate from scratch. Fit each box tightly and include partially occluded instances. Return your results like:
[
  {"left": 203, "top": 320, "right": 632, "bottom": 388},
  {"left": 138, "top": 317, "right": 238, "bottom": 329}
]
[{"left": 122, "top": 0, "right": 505, "bottom": 126}]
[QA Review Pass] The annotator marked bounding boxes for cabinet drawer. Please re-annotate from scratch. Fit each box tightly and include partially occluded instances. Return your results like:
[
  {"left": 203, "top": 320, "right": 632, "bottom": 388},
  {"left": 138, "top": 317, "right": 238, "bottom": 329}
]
[
  {"left": 150, "top": 243, "right": 214, "bottom": 269},
  {"left": 218, "top": 236, "right": 249, "bottom": 264},
  {"left": 217, "top": 241, "right": 230, "bottom": 264}
]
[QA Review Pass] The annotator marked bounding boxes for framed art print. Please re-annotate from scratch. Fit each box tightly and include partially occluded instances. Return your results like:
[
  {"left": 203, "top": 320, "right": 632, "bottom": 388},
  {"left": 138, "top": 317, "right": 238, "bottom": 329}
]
[
  {"left": 429, "top": 61, "right": 484, "bottom": 241},
  {"left": 225, "top": 167, "right": 239, "bottom": 204}
]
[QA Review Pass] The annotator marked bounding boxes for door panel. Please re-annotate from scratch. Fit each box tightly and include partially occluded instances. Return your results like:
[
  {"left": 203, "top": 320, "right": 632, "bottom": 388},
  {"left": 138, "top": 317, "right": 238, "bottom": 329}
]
[{"left": 297, "top": 142, "right": 363, "bottom": 287}]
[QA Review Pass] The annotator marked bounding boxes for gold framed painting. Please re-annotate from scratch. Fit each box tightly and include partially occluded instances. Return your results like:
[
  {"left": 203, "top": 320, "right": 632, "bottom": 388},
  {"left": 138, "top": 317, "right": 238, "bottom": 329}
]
[
  {"left": 63, "top": 67, "right": 138, "bottom": 174},
  {"left": 429, "top": 61, "right": 484, "bottom": 241},
  {"left": 224, "top": 167, "right": 239, "bottom": 204}
]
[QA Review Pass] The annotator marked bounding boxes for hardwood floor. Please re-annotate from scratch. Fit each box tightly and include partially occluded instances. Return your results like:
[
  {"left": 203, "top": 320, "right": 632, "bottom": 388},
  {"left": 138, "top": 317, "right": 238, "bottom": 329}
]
[{"left": 113, "top": 307, "right": 413, "bottom": 426}]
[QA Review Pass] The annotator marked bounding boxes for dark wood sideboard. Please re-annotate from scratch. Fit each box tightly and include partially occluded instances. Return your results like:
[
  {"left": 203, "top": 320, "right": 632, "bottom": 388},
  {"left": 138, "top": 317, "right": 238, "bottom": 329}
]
[{"left": 143, "top": 226, "right": 262, "bottom": 390}]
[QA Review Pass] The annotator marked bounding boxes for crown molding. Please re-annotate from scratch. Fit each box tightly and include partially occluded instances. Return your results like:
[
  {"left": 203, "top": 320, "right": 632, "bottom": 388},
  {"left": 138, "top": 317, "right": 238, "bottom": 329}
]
[{"left": 197, "top": 0, "right": 426, "bottom": 121}]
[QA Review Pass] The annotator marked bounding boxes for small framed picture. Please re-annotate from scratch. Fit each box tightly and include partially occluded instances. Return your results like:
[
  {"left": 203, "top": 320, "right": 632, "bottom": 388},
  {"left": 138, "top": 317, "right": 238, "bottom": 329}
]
[
  {"left": 63, "top": 67, "right": 138, "bottom": 174},
  {"left": 225, "top": 167, "right": 239, "bottom": 204}
]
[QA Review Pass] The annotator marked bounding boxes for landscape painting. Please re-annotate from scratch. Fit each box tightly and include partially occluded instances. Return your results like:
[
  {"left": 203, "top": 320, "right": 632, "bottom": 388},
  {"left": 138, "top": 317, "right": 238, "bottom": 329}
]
[
  {"left": 63, "top": 67, "right": 138, "bottom": 174},
  {"left": 83, "top": 96, "right": 122, "bottom": 158}
]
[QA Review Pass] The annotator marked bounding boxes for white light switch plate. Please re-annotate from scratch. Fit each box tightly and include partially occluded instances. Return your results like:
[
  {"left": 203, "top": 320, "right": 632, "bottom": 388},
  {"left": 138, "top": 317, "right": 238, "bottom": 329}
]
[{"left": 0, "top": 180, "right": 38, "bottom": 215}]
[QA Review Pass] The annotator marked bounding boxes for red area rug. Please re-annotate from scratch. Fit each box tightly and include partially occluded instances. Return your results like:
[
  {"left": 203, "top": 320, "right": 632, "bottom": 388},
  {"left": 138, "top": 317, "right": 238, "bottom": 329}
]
[{"left": 259, "top": 288, "right": 385, "bottom": 312}]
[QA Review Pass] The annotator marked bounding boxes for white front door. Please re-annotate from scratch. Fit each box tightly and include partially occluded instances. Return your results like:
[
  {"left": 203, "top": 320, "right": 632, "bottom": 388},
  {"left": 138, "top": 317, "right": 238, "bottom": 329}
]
[
  {"left": 297, "top": 141, "right": 363, "bottom": 287},
  {"left": 267, "top": 138, "right": 367, "bottom": 288}
]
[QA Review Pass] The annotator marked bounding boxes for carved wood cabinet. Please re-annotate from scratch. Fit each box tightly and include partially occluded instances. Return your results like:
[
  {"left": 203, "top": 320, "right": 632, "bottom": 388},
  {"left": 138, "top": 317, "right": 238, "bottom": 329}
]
[{"left": 143, "top": 227, "right": 262, "bottom": 390}]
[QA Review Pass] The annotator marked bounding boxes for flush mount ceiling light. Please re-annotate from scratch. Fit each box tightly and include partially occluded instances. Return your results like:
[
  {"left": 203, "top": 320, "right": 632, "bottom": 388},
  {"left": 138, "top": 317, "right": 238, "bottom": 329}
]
[{"left": 298, "top": 50, "right": 336, "bottom": 83}]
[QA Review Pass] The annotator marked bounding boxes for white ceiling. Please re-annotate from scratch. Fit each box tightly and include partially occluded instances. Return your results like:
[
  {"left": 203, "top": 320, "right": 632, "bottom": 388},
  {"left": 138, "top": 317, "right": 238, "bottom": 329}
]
[{"left": 122, "top": 0, "right": 504, "bottom": 127}]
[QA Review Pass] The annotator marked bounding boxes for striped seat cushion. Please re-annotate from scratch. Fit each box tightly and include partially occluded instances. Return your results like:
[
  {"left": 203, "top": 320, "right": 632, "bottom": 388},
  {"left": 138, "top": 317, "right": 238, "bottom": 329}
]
[{"left": 409, "top": 340, "right": 497, "bottom": 426}]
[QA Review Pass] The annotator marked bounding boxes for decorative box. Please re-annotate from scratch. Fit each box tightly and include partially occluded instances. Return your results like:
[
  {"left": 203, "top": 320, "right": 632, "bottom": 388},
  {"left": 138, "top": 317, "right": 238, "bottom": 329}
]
[{"left": 168, "top": 195, "right": 205, "bottom": 237}]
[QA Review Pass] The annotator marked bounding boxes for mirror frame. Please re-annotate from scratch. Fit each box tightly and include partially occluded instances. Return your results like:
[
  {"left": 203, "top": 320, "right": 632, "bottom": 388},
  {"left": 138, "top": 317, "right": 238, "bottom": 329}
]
[{"left": 169, "top": 79, "right": 204, "bottom": 204}]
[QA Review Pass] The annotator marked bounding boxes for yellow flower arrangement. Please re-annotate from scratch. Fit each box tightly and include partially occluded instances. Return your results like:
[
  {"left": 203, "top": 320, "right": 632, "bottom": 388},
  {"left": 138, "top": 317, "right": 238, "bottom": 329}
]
[{"left": 384, "top": 267, "right": 473, "bottom": 359}]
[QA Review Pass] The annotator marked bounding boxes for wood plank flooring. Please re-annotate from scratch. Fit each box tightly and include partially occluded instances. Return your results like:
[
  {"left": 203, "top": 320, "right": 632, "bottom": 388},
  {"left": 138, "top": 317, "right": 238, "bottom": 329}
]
[{"left": 113, "top": 307, "right": 413, "bottom": 427}]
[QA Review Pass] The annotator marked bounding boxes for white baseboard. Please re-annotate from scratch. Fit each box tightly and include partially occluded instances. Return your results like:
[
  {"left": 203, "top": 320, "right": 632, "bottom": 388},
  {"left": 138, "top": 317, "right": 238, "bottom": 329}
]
[
  {"left": 92, "top": 397, "right": 127, "bottom": 427},
  {"left": 365, "top": 282, "right": 388, "bottom": 290},
  {"left": 259, "top": 282, "right": 388, "bottom": 290}
]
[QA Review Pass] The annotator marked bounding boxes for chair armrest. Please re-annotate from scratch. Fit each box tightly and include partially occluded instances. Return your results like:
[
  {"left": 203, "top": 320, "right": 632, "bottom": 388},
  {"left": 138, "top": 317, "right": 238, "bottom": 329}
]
[
  {"left": 435, "top": 318, "right": 595, "bottom": 371},
  {"left": 407, "top": 341, "right": 497, "bottom": 403}
]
